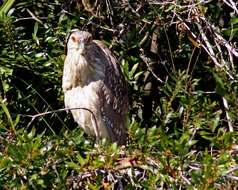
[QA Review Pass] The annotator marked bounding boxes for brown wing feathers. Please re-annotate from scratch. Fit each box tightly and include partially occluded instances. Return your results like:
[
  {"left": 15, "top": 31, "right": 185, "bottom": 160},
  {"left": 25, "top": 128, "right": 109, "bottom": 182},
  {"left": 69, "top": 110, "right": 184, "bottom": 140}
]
[{"left": 94, "top": 40, "right": 128, "bottom": 145}]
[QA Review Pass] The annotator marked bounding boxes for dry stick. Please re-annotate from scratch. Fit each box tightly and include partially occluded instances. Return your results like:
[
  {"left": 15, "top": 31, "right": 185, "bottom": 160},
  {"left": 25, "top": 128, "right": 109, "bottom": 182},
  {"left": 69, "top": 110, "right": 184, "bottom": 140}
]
[
  {"left": 127, "top": 1, "right": 140, "bottom": 17},
  {"left": 163, "top": 26, "right": 175, "bottom": 71},
  {"left": 181, "top": 174, "right": 191, "bottom": 185},
  {"left": 111, "top": 171, "right": 124, "bottom": 190},
  {"left": 148, "top": 0, "right": 213, "bottom": 8},
  {"left": 201, "top": 17, "right": 238, "bottom": 57},
  {"left": 175, "top": 14, "right": 200, "bottom": 43},
  {"left": 196, "top": 23, "right": 222, "bottom": 68},
  {"left": 221, "top": 164, "right": 238, "bottom": 181},
  {"left": 225, "top": 175, "right": 238, "bottom": 181},
  {"left": 139, "top": 49, "right": 164, "bottom": 83},
  {"left": 196, "top": 22, "right": 234, "bottom": 80},
  {"left": 185, "top": 46, "right": 197, "bottom": 91},
  {"left": 15, "top": 17, "right": 48, "bottom": 22},
  {"left": 105, "top": 0, "right": 114, "bottom": 26},
  {"left": 228, "top": 49, "right": 234, "bottom": 70},
  {"left": 213, "top": 37, "right": 233, "bottom": 75},
  {"left": 222, "top": 97, "right": 233, "bottom": 132},
  {"left": 26, "top": 8, "right": 48, "bottom": 29},
  {"left": 193, "top": 14, "right": 237, "bottom": 72},
  {"left": 223, "top": 0, "right": 238, "bottom": 15},
  {"left": 209, "top": 21, "right": 236, "bottom": 71},
  {"left": 201, "top": 15, "right": 237, "bottom": 71},
  {"left": 59, "top": 9, "right": 116, "bottom": 33},
  {"left": 196, "top": 22, "right": 234, "bottom": 132},
  {"left": 214, "top": 38, "right": 226, "bottom": 66},
  {"left": 24, "top": 107, "right": 99, "bottom": 136},
  {"left": 138, "top": 31, "right": 150, "bottom": 47},
  {"left": 187, "top": 48, "right": 201, "bottom": 92},
  {"left": 222, "top": 165, "right": 238, "bottom": 176}
]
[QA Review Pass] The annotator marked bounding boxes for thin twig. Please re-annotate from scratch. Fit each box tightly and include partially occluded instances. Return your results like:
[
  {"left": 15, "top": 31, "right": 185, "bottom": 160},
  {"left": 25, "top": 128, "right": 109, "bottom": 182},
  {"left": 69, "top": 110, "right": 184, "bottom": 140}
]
[
  {"left": 201, "top": 17, "right": 238, "bottom": 57},
  {"left": 196, "top": 23, "right": 222, "bottom": 68},
  {"left": 196, "top": 22, "right": 235, "bottom": 80},
  {"left": 163, "top": 26, "right": 175, "bottom": 71},
  {"left": 181, "top": 174, "right": 191, "bottom": 185},
  {"left": 222, "top": 97, "right": 233, "bottom": 132},
  {"left": 111, "top": 171, "right": 124, "bottom": 190},
  {"left": 15, "top": 17, "right": 48, "bottom": 22},
  {"left": 185, "top": 46, "right": 197, "bottom": 91},
  {"left": 222, "top": 166, "right": 238, "bottom": 176},
  {"left": 22, "top": 107, "right": 99, "bottom": 136},
  {"left": 223, "top": 175, "right": 238, "bottom": 181},
  {"left": 59, "top": 9, "right": 116, "bottom": 33},
  {"left": 26, "top": 8, "right": 48, "bottom": 29},
  {"left": 148, "top": 0, "right": 213, "bottom": 8},
  {"left": 139, "top": 48, "right": 164, "bottom": 83},
  {"left": 223, "top": 0, "right": 238, "bottom": 15}
]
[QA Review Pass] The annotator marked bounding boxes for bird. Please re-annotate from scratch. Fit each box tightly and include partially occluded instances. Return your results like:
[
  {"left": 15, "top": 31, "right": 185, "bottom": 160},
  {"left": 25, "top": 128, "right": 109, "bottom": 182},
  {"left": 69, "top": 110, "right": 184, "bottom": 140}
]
[{"left": 62, "top": 30, "right": 129, "bottom": 145}]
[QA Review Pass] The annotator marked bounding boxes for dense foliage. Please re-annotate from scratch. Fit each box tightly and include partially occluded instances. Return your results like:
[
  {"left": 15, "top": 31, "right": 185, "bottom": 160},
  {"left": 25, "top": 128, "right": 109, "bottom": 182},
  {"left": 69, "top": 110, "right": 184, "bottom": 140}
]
[{"left": 1, "top": 0, "right": 238, "bottom": 189}]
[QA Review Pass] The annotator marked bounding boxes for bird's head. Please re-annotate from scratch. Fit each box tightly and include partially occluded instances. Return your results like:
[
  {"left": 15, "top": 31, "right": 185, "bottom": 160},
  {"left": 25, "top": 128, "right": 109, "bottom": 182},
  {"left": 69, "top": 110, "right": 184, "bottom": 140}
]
[{"left": 67, "top": 30, "right": 93, "bottom": 55}]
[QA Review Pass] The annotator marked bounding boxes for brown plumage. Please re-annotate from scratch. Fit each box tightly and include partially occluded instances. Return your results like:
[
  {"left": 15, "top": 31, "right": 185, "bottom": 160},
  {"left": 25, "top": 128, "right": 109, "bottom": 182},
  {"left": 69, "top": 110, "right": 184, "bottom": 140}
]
[{"left": 62, "top": 30, "right": 129, "bottom": 145}]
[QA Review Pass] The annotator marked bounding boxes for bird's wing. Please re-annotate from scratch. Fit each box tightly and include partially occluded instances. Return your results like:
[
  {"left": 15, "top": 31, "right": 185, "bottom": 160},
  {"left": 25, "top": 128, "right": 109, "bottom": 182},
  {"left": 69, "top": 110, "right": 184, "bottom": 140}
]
[{"left": 93, "top": 40, "right": 129, "bottom": 145}]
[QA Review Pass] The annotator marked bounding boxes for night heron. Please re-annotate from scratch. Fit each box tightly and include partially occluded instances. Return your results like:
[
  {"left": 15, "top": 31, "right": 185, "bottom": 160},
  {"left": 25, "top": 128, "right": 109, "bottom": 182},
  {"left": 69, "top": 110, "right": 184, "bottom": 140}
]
[{"left": 62, "top": 30, "right": 129, "bottom": 145}]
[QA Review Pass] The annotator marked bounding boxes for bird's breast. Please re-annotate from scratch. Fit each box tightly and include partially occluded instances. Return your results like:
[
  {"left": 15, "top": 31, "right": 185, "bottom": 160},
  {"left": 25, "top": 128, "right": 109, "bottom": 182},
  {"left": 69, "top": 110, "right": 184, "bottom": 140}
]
[
  {"left": 64, "top": 80, "right": 106, "bottom": 137},
  {"left": 68, "top": 54, "right": 92, "bottom": 87}
]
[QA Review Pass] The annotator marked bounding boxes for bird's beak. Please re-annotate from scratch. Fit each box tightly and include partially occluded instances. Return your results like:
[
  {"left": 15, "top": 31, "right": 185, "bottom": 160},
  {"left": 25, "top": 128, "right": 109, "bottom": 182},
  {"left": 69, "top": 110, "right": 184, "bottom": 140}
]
[{"left": 79, "top": 39, "right": 85, "bottom": 55}]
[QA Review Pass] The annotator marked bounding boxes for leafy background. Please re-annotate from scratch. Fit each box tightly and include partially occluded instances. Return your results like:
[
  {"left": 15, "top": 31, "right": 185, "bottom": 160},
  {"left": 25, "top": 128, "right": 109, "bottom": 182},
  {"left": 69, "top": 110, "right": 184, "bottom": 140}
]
[{"left": 0, "top": 0, "right": 238, "bottom": 189}]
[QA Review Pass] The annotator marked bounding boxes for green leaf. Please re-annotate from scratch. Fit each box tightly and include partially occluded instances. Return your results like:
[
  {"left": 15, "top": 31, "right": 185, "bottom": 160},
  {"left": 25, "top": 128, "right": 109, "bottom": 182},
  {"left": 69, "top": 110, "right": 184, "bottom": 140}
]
[
  {"left": 0, "top": 0, "right": 15, "bottom": 16},
  {"left": 34, "top": 22, "right": 38, "bottom": 36},
  {"left": 129, "top": 63, "right": 139, "bottom": 78},
  {"left": 134, "top": 71, "right": 144, "bottom": 79},
  {"left": 165, "top": 4, "right": 175, "bottom": 12},
  {"left": 77, "top": 154, "right": 86, "bottom": 166},
  {"left": 65, "top": 161, "right": 81, "bottom": 169},
  {"left": 0, "top": 95, "right": 14, "bottom": 128},
  {"left": 232, "top": 16, "right": 238, "bottom": 25},
  {"left": 164, "top": 112, "right": 173, "bottom": 124}
]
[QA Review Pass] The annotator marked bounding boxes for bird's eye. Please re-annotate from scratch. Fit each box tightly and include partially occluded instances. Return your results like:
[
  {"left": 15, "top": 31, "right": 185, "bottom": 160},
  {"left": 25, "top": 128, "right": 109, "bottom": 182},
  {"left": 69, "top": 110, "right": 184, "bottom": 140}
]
[
  {"left": 71, "top": 36, "right": 76, "bottom": 42},
  {"left": 87, "top": 36, "right": 92, "bottom": 43}
]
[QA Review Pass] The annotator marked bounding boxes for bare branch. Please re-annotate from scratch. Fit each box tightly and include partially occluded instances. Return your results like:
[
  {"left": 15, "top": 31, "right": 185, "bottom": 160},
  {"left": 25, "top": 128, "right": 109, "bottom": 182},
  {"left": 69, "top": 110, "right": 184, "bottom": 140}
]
[
  {"left": 196, "top": 23, "right": 222, "bottom": 67},
  {"left": 22, "top": 107, "right": 99, "bottom": 136},
  {"left": 139, "top": 48, "right": 164, "bottom": 83},
  {"left": 223, "top": 175, "right": 238, "bottom": 181},
  {"left": 223, "top": 0, "right": 238, "bottom": 15},
  {"left": 196, "top": 22, "right": 235, "bottom": 80},
  {"left": 222, "top": 97, "right": 233, "bottom": 132},
  {"left": 148, "top": 0, "right": 213, "bottom": 8},
  {"left": 26, "top": 8, "right": 48, "bottom": 29},
  {"left": 164, "top": 26, "right": 175, "bottom": 71},
  {"left": 201, "top": 17, "right": 238, "bottom": 57},
  {"left": 59, "top": 9, "right": 116, "bottom": 33},
  {"left": 181, "top": 174, "right": 191, "bottom": 185},
  {"left": 222, "top": 166, "right": 238, "bottom": 176}
]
